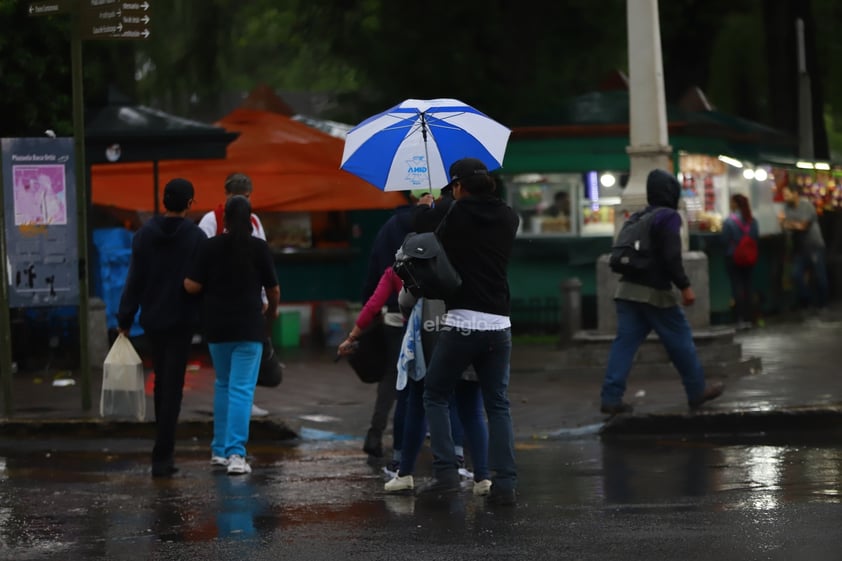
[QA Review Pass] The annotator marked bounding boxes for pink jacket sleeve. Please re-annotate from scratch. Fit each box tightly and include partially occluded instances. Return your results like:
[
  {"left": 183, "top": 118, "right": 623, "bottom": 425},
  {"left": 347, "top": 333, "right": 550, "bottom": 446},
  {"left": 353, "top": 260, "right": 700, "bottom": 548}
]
[{"left": 355, "top": 268, "right": 403, "bottom": 330}]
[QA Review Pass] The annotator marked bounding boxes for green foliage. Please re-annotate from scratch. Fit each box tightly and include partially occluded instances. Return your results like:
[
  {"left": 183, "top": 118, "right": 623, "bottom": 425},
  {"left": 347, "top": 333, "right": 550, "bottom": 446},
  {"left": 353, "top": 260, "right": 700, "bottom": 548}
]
[
  {"left": 0, "top": 0, "right": 72, "bottom": 136},
  {"left": 4, "top": 0, "right": 842, "bottom": 154},
  {"left": 706, "top": 7, "right": 769, "bottom": 122}
]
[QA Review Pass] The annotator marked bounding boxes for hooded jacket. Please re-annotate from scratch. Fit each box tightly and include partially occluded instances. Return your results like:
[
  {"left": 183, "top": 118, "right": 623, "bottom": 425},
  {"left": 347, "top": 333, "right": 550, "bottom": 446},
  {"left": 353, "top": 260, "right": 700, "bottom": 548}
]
[
  {"left": 616, "top": 169, "right": 690, "bottom": 306},
  {"left": 117, "top": 216, "right": 206, "bottom": 332},
  {"left": 362, "top": 204, "right": 415, "bottom": 307},
  {"left": 438, "top": 195, "right": 519, "bottom": 316}
]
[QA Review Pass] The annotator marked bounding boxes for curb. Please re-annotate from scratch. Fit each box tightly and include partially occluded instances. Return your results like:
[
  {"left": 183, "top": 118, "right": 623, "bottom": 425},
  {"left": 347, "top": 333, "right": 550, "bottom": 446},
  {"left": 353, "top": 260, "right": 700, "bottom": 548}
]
[
  {"left": 0, "top": 418, "right": 299, "bottom": 441},
  {"left": 600, "top": 405, "right": 842, "bottom": 440}
]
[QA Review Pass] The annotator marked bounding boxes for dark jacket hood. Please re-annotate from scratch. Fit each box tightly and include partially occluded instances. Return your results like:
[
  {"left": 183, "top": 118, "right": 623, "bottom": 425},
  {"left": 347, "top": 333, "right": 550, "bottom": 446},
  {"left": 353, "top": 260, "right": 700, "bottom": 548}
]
[
  {"left": 456, "top": 195, "right": 509, "bottom": 223},
  {"left": 646, "top": 169, "right": 680, "bottom": 209},
  {"left": 147, "top": 215, "right": 193, "bottom": 244}
]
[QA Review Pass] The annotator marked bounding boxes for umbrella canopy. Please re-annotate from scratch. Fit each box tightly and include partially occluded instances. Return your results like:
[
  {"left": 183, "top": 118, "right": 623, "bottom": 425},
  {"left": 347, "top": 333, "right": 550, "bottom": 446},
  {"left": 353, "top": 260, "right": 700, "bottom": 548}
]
[
  {"left": 91, "top": 108, "right": 405, "bottom": 212},
  {"left": 340, "top": 98, "right": 510, "bottom": 192}
]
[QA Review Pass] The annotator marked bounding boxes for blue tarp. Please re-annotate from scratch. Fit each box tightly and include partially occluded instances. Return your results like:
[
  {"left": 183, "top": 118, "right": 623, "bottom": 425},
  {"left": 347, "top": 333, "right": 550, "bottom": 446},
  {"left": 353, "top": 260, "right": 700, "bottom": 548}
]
[{"left": 92, "top": 228, "right": 142, "bottom": 336}]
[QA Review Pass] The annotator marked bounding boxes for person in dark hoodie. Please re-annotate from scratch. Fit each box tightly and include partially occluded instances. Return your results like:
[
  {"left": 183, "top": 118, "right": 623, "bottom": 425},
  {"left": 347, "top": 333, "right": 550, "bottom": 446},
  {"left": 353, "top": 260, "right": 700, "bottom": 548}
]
[
  {"left": 358, "top": 195, "right": 415, "bottom": 460},
  {"left": 600, "top": 169, "right": 725, "bottom": 415},
  {"left": 415, "top": 158, "right": 520, "bottom": 506},
  {"left": 117, "top": 178, "right": 207, "bottom": 477}
]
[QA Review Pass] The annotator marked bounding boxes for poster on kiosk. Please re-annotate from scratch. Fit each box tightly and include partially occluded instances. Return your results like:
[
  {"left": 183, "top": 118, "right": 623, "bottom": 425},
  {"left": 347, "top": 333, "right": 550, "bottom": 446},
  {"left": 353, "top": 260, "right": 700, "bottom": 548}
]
[{"left": 2, "top": 137, "right": 78, "bottom": 308}]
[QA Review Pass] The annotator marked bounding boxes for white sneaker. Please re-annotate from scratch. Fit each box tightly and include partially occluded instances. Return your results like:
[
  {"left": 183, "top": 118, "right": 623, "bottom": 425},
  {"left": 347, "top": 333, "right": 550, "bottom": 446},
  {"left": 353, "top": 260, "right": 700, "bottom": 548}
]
[
  {"left": 384, "top": 474, "right": 414, "bottom": 493},
  {"left": 473, "top": 479, "right": 492, "bottom": 496},
  {"left": 251, "top": 404, "right": 269, "bottom": 417},
  {"left": 226, "top": 454, "right": 252, "bottom": 475},
  {"left": 210, "top": 455, "right": 229, "bottom": 467}
]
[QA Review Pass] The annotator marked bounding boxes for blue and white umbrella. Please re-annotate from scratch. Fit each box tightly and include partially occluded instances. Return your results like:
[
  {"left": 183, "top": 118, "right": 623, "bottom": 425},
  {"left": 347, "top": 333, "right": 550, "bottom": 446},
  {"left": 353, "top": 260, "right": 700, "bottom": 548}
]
[{"left": 340, "top": 98, "right": 510, "bottom": 192}]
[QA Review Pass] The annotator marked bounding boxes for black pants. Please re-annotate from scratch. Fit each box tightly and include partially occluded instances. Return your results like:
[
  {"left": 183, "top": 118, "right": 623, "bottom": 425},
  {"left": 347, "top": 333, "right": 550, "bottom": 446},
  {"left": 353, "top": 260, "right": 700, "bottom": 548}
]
[
  {"left": 145, "top": 327, "right": 194, "bottom": 464},
  {"left": 369, "top": 324, "right": 405, "bottom": 437},
  {"left": 726, "top": 261, "right": 755, "bottom": 323}
]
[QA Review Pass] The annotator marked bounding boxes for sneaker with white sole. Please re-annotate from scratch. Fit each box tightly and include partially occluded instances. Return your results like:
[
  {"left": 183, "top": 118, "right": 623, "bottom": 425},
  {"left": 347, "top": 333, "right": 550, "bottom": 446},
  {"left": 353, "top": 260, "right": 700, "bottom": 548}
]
[
  {"left": 382, "top": 461, "right": 400, "bottom": 479},
  {"left": 226, "top": 454, "right": 252, "bottom": 475},
  {"left": 251, "top": 404, "right": 269, "bottom": 417},
  {"left": 384, "top": 474, "right": 414, "bottom": 493},
  {"left": 473, "top": 479, "right": 492, "bottom": 496},
  {"left": 457, "top": 455, "right": 474, "bottom": 480},
  {"left": 210, "top": 455, "right": 229, "bottom": 467}
]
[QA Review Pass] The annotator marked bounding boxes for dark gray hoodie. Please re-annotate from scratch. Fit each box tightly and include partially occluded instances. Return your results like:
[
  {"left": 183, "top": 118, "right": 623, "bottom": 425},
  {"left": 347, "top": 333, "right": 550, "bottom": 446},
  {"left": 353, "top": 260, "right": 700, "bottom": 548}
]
[{"left": 615, "top": 169, "right": 690, "bottom": 307}]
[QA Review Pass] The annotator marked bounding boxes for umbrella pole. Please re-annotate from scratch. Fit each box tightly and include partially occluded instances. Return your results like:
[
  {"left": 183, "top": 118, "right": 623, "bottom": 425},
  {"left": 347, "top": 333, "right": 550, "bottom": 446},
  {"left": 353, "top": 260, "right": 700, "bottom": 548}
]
[{"left": 420, "top": 112, "right": 433, "bottom": 195}]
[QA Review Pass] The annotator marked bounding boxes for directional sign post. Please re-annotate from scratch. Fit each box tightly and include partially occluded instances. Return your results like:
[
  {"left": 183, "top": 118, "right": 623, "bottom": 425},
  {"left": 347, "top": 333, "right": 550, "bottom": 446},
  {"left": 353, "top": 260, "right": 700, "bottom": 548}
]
[
  {"left": 20, "top": 0, "right": 154, "bottom": 413},
  {"left": 80, "top": 1, "right": 152, "bottom": 41},
  {"left": 27, "top": 0, "right": 72, "bottom": 17}
]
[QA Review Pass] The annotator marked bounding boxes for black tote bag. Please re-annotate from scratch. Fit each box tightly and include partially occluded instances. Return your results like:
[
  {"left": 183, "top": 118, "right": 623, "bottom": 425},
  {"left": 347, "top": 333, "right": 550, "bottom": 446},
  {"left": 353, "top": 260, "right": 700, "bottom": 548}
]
[{"left": 346, "top": 315, "right": 388, "bottom": 384}]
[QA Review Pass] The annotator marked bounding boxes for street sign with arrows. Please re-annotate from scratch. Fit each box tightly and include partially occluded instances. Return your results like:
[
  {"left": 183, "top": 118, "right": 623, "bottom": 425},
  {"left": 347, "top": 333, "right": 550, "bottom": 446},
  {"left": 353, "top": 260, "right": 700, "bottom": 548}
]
[
  {"left": 27, "top": 0, "right": 72, "bottom": 16},
  {"left": 29, "top": 0, "right": 153, "bottom": 41},
  {"left": 80, "top": 1, "right": 152, "bottom": 40}
]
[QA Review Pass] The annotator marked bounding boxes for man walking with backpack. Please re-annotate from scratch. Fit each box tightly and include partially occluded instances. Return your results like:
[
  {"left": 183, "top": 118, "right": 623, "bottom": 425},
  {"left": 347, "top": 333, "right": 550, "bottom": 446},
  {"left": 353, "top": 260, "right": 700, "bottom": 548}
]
[{"left": 601, "top": 169, "right": 724, "bottom": 415}]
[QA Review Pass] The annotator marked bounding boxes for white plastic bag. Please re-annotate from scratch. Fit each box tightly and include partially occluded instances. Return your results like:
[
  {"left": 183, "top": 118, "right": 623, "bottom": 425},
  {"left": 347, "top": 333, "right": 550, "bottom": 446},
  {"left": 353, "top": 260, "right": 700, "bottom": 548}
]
[{"left": 100, "top": 334, "right": 146, "bottom": 421}]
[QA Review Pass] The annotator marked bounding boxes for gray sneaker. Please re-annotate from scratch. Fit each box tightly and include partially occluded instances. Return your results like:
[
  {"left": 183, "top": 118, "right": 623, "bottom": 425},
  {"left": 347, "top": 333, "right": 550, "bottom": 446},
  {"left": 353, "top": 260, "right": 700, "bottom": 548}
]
[{"left": 226, "top": 455, "right": 252, "bottom": 475}]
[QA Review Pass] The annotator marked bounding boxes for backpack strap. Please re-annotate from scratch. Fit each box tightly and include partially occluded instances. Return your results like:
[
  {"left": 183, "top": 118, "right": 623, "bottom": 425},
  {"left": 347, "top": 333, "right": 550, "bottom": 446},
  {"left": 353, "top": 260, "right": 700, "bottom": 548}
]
[
  {"left": 433, "top": 200, "right": 457, "bottom": 237},
  {"left": 734, "top": 216, "right": 750, "bottom": 235},
  {"left": 213, "top": 204, "right": 225, "bottom": 236}
]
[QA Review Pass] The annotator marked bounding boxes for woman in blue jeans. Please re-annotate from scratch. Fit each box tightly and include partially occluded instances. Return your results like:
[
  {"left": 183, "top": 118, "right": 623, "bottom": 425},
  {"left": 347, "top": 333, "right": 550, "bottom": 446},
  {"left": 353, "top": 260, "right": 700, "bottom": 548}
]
[
  {"left": 185, "top": 195, "right": 280, "bottom": 475},
  {"left": 384, "top": 296, "right": 491, "bottom": 496}
]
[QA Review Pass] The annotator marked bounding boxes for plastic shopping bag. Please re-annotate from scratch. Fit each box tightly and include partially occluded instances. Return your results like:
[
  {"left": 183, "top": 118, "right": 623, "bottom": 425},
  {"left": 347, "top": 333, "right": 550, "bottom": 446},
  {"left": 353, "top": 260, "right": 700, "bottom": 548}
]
[{"left": 100, "top": 333, "right": 147, "bottom": 421}]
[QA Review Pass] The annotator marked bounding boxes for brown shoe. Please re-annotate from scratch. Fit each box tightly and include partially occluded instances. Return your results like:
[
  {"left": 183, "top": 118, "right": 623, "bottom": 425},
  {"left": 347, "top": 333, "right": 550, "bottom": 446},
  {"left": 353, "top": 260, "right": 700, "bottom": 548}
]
[
  {"left": 688, "top": 381, "right": 725, "bottom": 409},
  {"left": 600, "top": 402, "right": 634, "bottom": 415}
]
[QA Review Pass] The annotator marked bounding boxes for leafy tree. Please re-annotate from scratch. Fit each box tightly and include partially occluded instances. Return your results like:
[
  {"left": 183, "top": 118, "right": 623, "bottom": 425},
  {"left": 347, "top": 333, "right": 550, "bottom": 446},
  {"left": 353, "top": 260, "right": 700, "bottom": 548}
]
[{"left": 0, "top": 0, "right": 72, "bottom": 136}]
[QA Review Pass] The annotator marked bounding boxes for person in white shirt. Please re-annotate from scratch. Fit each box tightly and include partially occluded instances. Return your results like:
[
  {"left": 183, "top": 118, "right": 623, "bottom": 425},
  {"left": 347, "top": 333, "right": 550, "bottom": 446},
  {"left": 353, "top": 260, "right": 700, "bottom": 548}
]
[{"left": 199, "top": 173, "right": 273, "bottom": 418}]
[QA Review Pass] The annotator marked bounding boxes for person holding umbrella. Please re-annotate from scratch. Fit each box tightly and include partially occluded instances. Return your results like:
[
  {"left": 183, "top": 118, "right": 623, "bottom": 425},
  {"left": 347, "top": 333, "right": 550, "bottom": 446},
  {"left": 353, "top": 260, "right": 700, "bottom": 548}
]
[{"left": 414, "top": 158, "right": 520, "bottom": 505}]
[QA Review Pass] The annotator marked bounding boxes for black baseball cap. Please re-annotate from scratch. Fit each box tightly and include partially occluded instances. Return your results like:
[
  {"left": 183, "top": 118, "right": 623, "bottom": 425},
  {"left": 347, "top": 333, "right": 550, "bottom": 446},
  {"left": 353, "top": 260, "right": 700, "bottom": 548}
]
[{"left": 444, "top": 157, "right": 488, "bottom": 189}]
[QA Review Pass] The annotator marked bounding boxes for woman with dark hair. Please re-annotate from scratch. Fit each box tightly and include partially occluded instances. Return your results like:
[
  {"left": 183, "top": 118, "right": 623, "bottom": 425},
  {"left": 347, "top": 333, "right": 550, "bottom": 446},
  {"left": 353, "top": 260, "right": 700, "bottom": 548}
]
[
  {"left": 185, "top": 195, "right": 280, "bottom": 475},
  {"left": 722, "top": 193, "right": 760, "bottom": 327}
]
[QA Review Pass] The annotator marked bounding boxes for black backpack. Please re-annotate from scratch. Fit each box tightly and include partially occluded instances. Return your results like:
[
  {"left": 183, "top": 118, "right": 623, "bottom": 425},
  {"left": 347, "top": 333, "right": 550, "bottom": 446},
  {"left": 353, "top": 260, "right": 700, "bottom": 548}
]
[
  {"left": 609, "top": 207, "right": 665, "bottom": 275},
  {"left": 393, "top": 204, "right": 462, "bottom": 299}
]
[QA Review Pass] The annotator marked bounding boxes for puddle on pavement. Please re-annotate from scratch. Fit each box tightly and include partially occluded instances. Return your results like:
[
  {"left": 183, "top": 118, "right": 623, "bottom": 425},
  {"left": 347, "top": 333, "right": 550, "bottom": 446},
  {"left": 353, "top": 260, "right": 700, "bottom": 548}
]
[{"left": 0, "top": 437, "right": 837, "bottom": 556}]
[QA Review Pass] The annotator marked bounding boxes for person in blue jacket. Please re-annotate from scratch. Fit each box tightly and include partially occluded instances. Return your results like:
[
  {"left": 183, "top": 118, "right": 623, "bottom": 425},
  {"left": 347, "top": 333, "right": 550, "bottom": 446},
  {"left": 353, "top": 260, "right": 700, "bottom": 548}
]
[{"left": 721, "top": 193, "right": 760, "bottom": 327}]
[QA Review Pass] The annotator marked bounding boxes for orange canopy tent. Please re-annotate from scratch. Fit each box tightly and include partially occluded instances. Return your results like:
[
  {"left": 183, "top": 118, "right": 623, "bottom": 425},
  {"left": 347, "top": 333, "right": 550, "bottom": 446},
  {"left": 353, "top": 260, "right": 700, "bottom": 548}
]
[{"left": 91, "top": 108, "right": 404, "bottom": 212}]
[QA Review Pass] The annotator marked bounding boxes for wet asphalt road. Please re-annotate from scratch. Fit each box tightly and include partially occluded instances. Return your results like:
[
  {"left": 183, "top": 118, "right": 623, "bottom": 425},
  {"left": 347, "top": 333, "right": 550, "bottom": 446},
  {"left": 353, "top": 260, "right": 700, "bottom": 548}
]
[{"left": 0, "top": 434, "right": 839, "bottom": 561}]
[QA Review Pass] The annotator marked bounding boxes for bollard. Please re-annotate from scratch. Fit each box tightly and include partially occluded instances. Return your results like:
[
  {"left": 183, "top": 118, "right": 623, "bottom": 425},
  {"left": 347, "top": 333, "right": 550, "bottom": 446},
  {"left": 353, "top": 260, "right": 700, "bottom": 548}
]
[
  {"left": 87, "top": 297, "right": 109, "bottom": 368},
  {"left": 560, "top": 278, "right": 583, "bottom": 347}
]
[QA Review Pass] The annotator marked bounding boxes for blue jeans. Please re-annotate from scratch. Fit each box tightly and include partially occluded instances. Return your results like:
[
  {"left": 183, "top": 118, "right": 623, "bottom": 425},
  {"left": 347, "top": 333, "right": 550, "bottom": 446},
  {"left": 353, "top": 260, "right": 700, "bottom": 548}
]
[
  {"left": 423, "top": 327, "right": 516, "bottom": 491},
  {"left": 399, "top": 378, "right": 489, "bottom": 481},
  {"left": 792, "top": 248, "right": 829, "bottom": 309},
  {"left": 209, "top": 341, "right": 262, "bottom": 458},
  {"left": 601, "top": 300, "right": 706, "bottom": 407}
]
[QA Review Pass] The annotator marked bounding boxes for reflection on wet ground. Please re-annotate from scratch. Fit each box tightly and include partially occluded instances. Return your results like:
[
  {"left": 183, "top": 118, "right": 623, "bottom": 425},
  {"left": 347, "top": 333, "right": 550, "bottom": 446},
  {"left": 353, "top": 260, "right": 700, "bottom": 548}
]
[{"left": 0, "top": 436, "right": 839, "bottom": 560}]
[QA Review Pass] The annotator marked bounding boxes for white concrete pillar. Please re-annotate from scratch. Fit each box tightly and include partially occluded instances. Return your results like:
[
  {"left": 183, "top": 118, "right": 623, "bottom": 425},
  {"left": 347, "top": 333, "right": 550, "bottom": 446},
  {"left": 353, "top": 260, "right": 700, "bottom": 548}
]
[
  {"left": 595, "top": 0, "right": 709, "bottom": 333},
  {"left": 618, "top": 0, "right": 674, "bottom": 227}
]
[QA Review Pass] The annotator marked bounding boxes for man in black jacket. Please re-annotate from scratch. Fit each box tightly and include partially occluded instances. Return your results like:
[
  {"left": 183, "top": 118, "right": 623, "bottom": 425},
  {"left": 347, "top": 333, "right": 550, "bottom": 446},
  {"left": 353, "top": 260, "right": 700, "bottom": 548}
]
[
  {"left": 600, "top": 169, "right": 724, "bottom": 415},
  {"left": 358, "top": 197, "right": 415, "bottom": 460},
  {"left": 416, "top": 158, "right": 520, "bottom": 505},
  {"left": 117, "top": 178, "right": 206, "bottom": 477}
]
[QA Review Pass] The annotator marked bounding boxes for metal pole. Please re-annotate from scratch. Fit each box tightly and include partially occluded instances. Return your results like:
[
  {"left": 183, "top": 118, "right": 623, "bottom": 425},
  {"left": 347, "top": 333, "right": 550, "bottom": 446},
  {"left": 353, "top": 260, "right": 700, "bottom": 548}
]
[
  {"left": 0, "top": 168, "right": 14, "bottom": 416},
  {"left": 71, "top": 10, "right": 92, "bottom": 411},
  {"left": 153, "top": 160, "right": 160, "bottom": 214}
]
